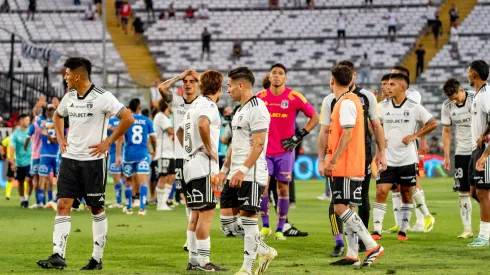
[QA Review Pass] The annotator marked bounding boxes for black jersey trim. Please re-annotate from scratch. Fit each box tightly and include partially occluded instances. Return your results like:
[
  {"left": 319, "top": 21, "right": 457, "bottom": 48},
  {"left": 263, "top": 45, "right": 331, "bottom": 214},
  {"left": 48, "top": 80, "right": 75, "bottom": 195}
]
[
  {"left": 391, "top": 97, "right": 408, "bottom": 108},
  {"left": 77, "top": 84, "right": 94, "bottom": 100}
]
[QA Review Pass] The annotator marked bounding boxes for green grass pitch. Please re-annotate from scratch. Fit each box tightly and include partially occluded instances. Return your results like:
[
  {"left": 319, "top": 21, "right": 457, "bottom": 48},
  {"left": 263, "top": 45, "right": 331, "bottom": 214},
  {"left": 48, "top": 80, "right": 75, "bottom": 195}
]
[{"left": 1, "top": 177, "right": 490, "bottom": 275}]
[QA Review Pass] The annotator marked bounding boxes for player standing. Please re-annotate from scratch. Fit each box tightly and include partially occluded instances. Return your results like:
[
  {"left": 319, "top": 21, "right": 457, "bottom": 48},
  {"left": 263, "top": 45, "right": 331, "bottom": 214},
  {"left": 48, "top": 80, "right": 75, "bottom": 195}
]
[
  {"left": 373, "top": 73, "right": 437, "bottom": 241},
  {"left": 441, "top": 78, "right": 474, "bottom": 239},
  {"left": 256, "top": 64, "right": 319, "bottom": 240},
  {"left": 119, "top": 98, "right": 156, "bottom": 216},
  {"left": 107, "top": 115, "right": 124, "bottom": 208},
  {"left": 154, "top": 99, "right": 175, "bottom": 211},
  {"left": 37, "top": 57, "right": 134, "bottom": 270},
  {"left": 318, "top": 61, "right": 387, "bottom": 257},
  {"left": 326, "top": 64, "right": 384, "bottom": 266},
  {"left": 468, "top": 60, "right": 490, "bottom": 246},
  {"left": 176, "top": 70, "right": 226, "bottom": 271},
  {"left": 218, "top": 67, "right": 277, "bottom": 275}
]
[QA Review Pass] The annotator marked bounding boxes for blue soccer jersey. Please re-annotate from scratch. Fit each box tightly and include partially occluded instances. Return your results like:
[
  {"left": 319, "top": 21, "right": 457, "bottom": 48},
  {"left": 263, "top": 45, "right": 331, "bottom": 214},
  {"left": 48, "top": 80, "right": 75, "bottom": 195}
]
[
  {"left": 40, "top": 119, "right": 59, "bottom": 157},
  {"left": 124, "top": 114, "right": 155, "bottom": 162},
  {"left": 108, "top": 117, "right": 120, "bottom": 155}
]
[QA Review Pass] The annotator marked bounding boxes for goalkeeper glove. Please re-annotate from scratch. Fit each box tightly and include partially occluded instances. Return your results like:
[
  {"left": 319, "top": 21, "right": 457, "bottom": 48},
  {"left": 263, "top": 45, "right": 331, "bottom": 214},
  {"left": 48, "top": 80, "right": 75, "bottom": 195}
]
[{"left": 281, "top": 128, "right": 309, "bottom": 152}]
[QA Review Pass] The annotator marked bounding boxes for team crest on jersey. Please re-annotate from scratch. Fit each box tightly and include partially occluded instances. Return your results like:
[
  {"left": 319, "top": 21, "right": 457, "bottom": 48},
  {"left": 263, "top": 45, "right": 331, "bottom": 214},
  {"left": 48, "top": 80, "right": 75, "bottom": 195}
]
[
  {"left": 281, "top": 100, "right": 289, "bottom": 109},
  {"left": 87, "top": 102, "right": 94, "bottom": 112},
  {"left": 403, "top": 110, "right": 409, "bottom": 117}
]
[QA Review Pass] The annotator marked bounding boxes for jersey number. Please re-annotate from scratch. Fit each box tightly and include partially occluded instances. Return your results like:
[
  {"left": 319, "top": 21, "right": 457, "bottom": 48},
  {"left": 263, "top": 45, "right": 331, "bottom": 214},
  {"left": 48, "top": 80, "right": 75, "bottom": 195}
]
[
  {"left": 455, "top": 168, "right": 463, "bottom": 179},
  {"left": 131, "top": 125, "right": 143, "bottom": 144},
  {"left": 184, "top": 122, "right": 192, "bottom": 153}
]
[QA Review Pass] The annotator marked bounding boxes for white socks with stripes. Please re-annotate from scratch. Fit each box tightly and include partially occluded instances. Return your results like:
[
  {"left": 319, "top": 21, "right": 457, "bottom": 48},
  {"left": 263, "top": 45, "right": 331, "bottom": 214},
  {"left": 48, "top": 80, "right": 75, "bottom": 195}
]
[
  {"left": 340, "top": 209, "right": 377, "bottom": 250},
  {"left": 53, "top": 216, "right": 71, "bottom": 258},
  {"left": 392, "top": 192, "right": 402, "bottom": 226},
  {"left": 92, "top": 212, "right": 108, "bottom": 263},
  {"left": 400, "top": 203, "right": 413, "bottom": 234},
  {"left": 220, "top": 215, "right": 245, "bottom": 239},
  {"left": 241, "top": 217, "right": 260, "bottom": 273},
  {"left": 197, "top": 237, "right": 211, "bottom": 267},
  {"left": 373, "top": 202, "right": 386, "bottom": 234},
  {"left": 187, "top": 230, "right": 198, "bottom": 266},
  {"left": 413, "top": 188, "right": 431, "bottom": 219},
  {"left": 459, "top": 193, "right": 472, "bottom": 231}
]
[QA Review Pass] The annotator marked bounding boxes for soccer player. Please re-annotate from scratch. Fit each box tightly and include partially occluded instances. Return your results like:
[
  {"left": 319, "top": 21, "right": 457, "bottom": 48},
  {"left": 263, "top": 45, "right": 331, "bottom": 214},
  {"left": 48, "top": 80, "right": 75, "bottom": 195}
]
[
  {"left": 468, "top": 60, "right": 490, "bottom": 246},
  {"left": 319, "top": 61, "right": 387, "bottom": 257},
  {"left": 154, "top": 99, "right": 175, "bottom": 211},
  {"left": 374, "top": 73, "right": 437, "bottom": 241},
  {"left": 441, "top": 78, "right": 474, "bottom": 238},
  {"left": 326, "top": 64, "right": 383, "bottom": 266},
  {"left": 37, "top": 57, "right": 134, "bottom": 270},
  {"left": 107, "top": 114, "right": 124, "bottom": 208},
  {"left": 158, "top": 69, "right": 200, "bottom": 249},
  {"left": 8, "top": 114, "right": 33, "bottom": 208},
  {"left": 38, "top": 105, "right": 60, "bottom": 209},
  {"left": 176, "top": 70, "right": 226, "bottom": 271},
  {"left": 257, "top": 63, "right": 319, "bottom": 240},
  {"left": 119, "top": 98, "right": 156, "bottom": 216},
  {"left": 1, "top": 135, "right": 15, "bottom": 201},
  {"left": 218, "top": 67, "right": 277, "bottom": 275}
]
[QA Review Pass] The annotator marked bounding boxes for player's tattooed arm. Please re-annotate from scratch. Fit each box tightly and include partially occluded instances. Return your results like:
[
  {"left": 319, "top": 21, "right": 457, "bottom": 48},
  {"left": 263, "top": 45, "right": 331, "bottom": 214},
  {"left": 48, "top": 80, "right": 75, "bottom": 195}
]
[{"left": 243, "top": 132, "right": 266, "bottom": 169}]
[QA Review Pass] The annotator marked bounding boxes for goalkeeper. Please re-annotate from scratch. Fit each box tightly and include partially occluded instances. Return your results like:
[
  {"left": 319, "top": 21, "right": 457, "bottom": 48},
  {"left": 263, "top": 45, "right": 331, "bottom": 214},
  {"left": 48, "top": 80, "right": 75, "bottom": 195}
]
[{"left": 256, "top": 63, "right": 319, "bottom": 240}]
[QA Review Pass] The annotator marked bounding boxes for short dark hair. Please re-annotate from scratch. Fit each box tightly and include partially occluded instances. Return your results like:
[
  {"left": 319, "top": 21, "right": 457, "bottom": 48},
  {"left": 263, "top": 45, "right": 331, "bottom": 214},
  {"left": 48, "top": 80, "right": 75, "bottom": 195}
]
[
  {"left": 228, "top": 67, "right": 255, "bottom": 86},
  {"left": 337, "top": 60, "right": 355, "bottom": 71},
  {"left": 129, "top": 98, "right": 141, "bottom": 112},
  {"left": 469, "top": 60, "right": 489, "bottom": 81},
  {"left": 19, "top": 114, "right": 29, "bottom": 120},
  {"left": 158, "top": 98, "right": 169, "bottom": 113},
  {"left": 381, "top": 74, "right": 391, "bottom": 82},
  {"left": 199, "top": 70, "right": 223, "bottom": 96},
  {"left": 270, "top": 63, "right": 287, "bottom": 74},
  {"left": 63, "top": 57, "right": 92, "bottom": 76},
  {"left": 141, "top": 108, "right": 150, "bottom": 118},
  {"left": 392, "top": 65, "right": 410, "bottom": 78},
  {"left": 389, "top": 73, "right": 410, "bottom": 86},
  {"left": 262, "top": 73, "right": 270, "bottom": 89},
  {"left": 443, "top": 78, "right": 461, "bottom": 97},
  {"left": 331, "top": 65, "right": 353, "bottom": 86}
]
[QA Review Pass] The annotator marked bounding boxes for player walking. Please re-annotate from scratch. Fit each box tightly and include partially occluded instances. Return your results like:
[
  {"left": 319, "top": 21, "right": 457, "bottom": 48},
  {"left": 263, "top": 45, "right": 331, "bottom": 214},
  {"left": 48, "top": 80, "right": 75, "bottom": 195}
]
[
  {"left": 218, "top": 67, "right": 277, "bottom": 275},
  {"left": 441, "top": 78, "right": 474, "bottom": 239},
  {"left": 373, "top": 73, "right": 437, "bottom": 241},
  {"left": 176, "top": 70, "right": 226, "bottom": 271},
  {"left": 467, "top": 60, "right": 490, "bottom": 246},
  {"left": 120, "top": 98, "right": 156, "bottom": 216},
  {"left": 37, "top": 57, "right": 134, "bottom": 270},
  {"left": 257, "top": 64, "right": 319, "bottom": 240}
]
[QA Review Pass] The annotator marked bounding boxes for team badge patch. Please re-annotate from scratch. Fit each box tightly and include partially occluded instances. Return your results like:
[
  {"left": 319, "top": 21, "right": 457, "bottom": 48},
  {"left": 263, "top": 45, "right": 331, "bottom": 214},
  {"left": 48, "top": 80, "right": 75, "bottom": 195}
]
[
  {"left": 281, "top": 100, "right": 289, "bottom": 109},
  {"left": 87, "top": 102, "right": 94, "bottom": 112},
  {"left": 403, "top": 110, "right": 409, "bottom": 117}
]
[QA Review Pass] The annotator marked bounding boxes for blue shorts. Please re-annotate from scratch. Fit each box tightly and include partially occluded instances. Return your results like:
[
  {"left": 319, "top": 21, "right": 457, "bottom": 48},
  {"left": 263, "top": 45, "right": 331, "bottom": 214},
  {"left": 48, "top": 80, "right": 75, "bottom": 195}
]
[
  {"left": 39, "top": 156, "right": 58, "bottom": 177},
  {"left": 30, "top": 158, "right": 40, "bottom": 176},
  {"left": 109, "top": 153, "right": 123, "bottom": 174},
  {"left": 123, "top": 156, "right": 151, "bottom": 177}
]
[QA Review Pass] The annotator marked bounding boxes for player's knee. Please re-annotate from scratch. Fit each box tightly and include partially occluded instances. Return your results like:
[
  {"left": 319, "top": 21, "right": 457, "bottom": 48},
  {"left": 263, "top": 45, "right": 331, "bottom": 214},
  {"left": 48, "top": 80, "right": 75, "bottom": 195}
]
[
  {"left": 56, "top": 199, "right": 72, "bottom": 213},
  {"left": 375, "top": 188, "right": 388, "bottom": 202}
]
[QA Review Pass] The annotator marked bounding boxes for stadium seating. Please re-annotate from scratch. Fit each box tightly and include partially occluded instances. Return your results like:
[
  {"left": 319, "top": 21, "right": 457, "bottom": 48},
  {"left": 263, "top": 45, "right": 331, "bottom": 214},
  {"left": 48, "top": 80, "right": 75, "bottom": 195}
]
[{"left": 13, "top": 0, "right": 85, "bottom": 11}]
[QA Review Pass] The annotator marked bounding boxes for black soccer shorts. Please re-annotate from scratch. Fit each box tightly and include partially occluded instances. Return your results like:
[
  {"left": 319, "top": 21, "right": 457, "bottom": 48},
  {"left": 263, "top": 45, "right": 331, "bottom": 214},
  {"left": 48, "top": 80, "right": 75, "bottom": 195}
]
[
  {"left": 331, "top": 177, "right": 363, "bottom": 206},
  {"left": 157, "top": 158, "right": 176, "bottom": 177},
  {"left": 57, "top": 158, "right": 107, "bottom": 208},
  {"left": 220, "top": 180, "right": 265, "bottom": 213},
  {"left": 377, "top": 163, "right": 417, "bottom": 187},
  {"left": 186, "top": 175, "right": 216, "bottom": 210},
  {"left": 469, "top": 148, "right": 490, "bottom": 190},
  {"left": 175, "top": 158, "right": 186, "bottom": 191},
  {"left": 454, "top": 155, "right": 471, "bottom": 192}
]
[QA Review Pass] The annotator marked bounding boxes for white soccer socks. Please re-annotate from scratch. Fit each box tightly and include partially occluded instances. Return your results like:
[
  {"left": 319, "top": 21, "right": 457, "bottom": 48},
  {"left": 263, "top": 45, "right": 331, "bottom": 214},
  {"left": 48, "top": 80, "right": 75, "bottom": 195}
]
[
  {"left": 340, "top": 209, "right": 377, "bottom": 250},
  {"left": 92, "top": 212, "right": 108, "bottom": 263},
  {"left": 156, "top": 185, "right": 172, "bottom": 210},
  {"left": 373, "top": 202, "right": 387, "bottom": 234},
  {"left": 187, "top": 230, "right": 198, "bottom": 266},
  {"left": 220, "top": 215, "right": 245, "bottom": 238},
  {"left": 392, "top": 192, "right": 402, "bottom": 226},
  {"left": 344, "top": 224, "right": 359, "bottom": 259},
  {"left": 241, "top": 217, "right": 260, "bottom": 273},
  {"left": 400, "top": 204, "right": 413, "bottom": 233},
  {"left": 459, "top": 193, "right": 472, "bottom": 232},
  {"left": 478, "top": 221, "right": 490, "bottom": 241},
  {"left": 53, "top": 216, "right": 71, "bottom": 258},
  {"left": 196, "top": 237, "right": 211, "bottom": 267},
  {"left": 413, "top": 188, "right": 431, "bottom": 220}
]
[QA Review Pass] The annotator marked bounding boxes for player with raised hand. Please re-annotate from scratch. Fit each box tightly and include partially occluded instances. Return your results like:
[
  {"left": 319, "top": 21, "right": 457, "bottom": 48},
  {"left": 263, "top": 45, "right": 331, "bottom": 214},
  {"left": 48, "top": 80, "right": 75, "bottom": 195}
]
[
  {"left": 467, "top": 60, "right": 490, "bottom": 247},
  {"left": 176, "top": 70, "right": 226, "bottom": 272},
  {"left": 256, "top": 63, "right": 319, "bottom": 240},
  {"left": 119, "top": 98, "right": 156, "bottom": 216},
  {"left": 374, "top": 73, "right": 437, "bottom": 241},
  {"left": 441, "top": 78, "right": 474, "bottom": 239},
  {"left": 218, "top": 67, "right": 277, "bottom": 275}
]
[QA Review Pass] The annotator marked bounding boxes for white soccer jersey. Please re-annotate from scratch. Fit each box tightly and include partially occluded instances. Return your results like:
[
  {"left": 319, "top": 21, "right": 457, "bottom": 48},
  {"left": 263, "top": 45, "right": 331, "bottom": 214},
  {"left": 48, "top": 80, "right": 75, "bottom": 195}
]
[
  {"left": 320, "top": 88, "right": 378, "bottom": 126},
  {"left": 153, "top": 112, "right": 174, "bottom": 159},
  {"left": 471, "top": 84, "right": 490, "bottom": 151},
  {"left": 406, "top": 87, "right": 422, "bottom": 104},
  {"left": 441, "top": 90, "right": 474, "bottom": 155},
  {"left": 228, "top": 96, "right": 270, "bottom": 186},
  {"left": 169, "top": 88, "right": 200, "bottom": 159},
  {"left": 180, "top": 96, "right": 220, "bottom": 182},
  {"left": 57, "top": 85, "right": 125, "bottom": 161},
  {"left": 380, "top": 98, "right": 433, "bottom": 167}
]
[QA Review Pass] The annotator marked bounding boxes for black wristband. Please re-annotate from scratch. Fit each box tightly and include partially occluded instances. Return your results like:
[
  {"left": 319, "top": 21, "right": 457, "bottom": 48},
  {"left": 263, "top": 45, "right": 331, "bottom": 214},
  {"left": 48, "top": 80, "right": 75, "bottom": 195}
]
[{"left": 299, "top": 128, "right": 309, "bottom": 138}]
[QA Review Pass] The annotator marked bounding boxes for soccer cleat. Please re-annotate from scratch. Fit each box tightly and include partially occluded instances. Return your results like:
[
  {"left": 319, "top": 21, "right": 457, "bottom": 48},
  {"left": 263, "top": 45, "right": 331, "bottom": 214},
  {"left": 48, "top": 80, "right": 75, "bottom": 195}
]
[
  {"left": 260, "top": 227, "right": 272, "bottom": 239},
  {"left": 467, "top": 237, "right": 489, "bottom": 247},
  {"left": 457, "top": 231, "right": 474, "bottom": 239},
  {"left": 329, "top": 256, "right": 360, "bottom": 266},
  {"left": 409, "top": 224, "right": 424, "bottom": 232},
  {"left": 6, "top": 197, "right": 10, "bottom": 201},
  {"left": 371, "top": 232, "right": 382, "bottom": 240},
  {"left": 108, "top": 203, "right": 124, "bottom": 209},
  {"left": 186, "top": 263, "right": 198, "bottom": 271},
  {"left": 398, "top": 233, "right": 408, "bottom": 241},
  {"left": 283, "top": 225, "right": 308, "bottom": 237},
  {"left": 197, "top": 262, "right": 228, "bottom": 272},
  {"left": 183, "top": 240, "right": 188, "bottom": 251},
  {"left": 156, "top": 204, "right": 173, "bottom": 211},
  {"left": 274, "top": 232, "right": 287, "bottom": 240},
  {"left": 167, "top": 201, "right": 175, "bottom": 208},
  {"left": 235, "top": 269, "right": 252, "bottom": 275},
  {"left": 123, "top": 207, "right": 133, "bottom": 215},
  {"left": 21, "top": 201, "right": 28, "bottom": 208},
  {"left": 37, "top": 253, "right": 67, "bottom": 270},
  {"left": 383, "top": 225, "right": 399, "bottom": 234},
  {"left": 29, "top": 203, "right": 43, "bottom": 209},
  {"left": 423, "top": 216, "right": 435, "bottom": 232},
  {"left": 138, "top": 209, "right": 146, "bottom": 216},
  {"left": 220, "top": 225, "right": 235, "bottom": 237},
  {"left": 80, "top": 258, "right": 102, "bottom": 270},
  {"left": 255, "top": 247, "right": 277, "bottom": 275},
  {"left": 330, "top": 244, "right": 345, "bottom": 257},
  {"left": 361, "top": 244, "right": 384, "bottom": 267}
]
